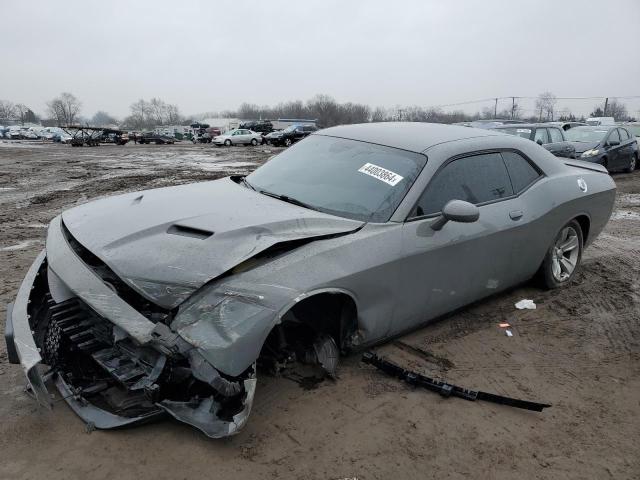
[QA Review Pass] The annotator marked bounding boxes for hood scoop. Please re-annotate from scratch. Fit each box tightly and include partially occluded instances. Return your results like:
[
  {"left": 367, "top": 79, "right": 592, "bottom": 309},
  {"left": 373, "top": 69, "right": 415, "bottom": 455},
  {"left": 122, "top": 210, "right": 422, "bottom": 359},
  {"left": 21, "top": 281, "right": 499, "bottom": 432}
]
[{"left": 167, "top": 225, "right": 214, "bottom": 240}]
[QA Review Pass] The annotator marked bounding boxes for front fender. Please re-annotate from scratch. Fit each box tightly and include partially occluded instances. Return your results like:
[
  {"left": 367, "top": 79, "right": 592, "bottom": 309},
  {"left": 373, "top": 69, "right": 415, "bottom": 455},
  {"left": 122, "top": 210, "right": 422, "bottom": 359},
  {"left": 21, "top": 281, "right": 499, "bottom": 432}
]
[{"left": 172, "top": 281, "right": 301, "bottom": 376}]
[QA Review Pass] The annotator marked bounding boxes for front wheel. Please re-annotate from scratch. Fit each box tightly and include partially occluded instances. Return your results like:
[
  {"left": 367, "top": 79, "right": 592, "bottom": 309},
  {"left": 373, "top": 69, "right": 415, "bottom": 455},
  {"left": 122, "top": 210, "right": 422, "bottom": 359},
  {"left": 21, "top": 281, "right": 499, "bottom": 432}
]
[
  {"left": 224, "top": 139, "right": 232, "bottom": 147},
  {"left": 625, "top": 154, "right": 637, "bottom": 173},
  {"left": 284, "top": 138, "right": 292, "bottom": 147},
  {"left": 538, "top": 219, "right": 583, "bottom": 289}
]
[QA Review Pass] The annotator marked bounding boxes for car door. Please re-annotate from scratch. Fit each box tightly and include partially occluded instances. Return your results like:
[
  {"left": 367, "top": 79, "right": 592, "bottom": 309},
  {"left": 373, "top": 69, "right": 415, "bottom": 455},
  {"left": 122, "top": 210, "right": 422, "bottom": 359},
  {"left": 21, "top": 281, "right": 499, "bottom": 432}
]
[
  {"left": 393, "top": 152, "right": 523, "bottom": 334},
  {"left": 534, "top": 127, "right": 550, "bottom": 148},
  {"left": 294, "top": 126, "right": 305, "bottom": 141},
  {"left": 617, "top": 128, "right": 634, "bottom": 168},
  {"left": 547, "top": 127, "right": 574, "bottom": 158},
  {"left": 604, "top": 128, "right": 621, "bottom": 169}
]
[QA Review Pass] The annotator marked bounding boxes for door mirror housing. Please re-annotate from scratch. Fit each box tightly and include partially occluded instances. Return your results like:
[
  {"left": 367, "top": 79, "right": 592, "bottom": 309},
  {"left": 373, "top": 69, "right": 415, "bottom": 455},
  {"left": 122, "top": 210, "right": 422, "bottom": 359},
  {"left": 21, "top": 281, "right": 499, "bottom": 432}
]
[
  {"left": 431, "top": 200, "right": 480, "bottom": 231},
  {"left": 536, "top": 139, "right": 544, "bottom": 145},
  {"left": 607, "top": 139, "right": 620, "bottom": 146}
]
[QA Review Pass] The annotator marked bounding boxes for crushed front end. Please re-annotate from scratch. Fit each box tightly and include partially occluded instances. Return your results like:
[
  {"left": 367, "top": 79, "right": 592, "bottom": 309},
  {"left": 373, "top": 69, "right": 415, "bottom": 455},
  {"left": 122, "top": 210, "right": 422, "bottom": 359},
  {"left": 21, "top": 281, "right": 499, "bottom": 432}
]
[{"left": 4, "top": 216, "right": 256, "bottom": 438}]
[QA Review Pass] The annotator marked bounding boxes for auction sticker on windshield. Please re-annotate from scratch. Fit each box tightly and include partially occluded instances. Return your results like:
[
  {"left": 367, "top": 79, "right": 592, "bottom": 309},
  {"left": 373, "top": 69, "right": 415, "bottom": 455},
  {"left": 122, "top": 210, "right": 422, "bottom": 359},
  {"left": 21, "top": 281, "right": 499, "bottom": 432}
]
[{"left": 358, "top": 163, "right": 404, "bottom": 186}]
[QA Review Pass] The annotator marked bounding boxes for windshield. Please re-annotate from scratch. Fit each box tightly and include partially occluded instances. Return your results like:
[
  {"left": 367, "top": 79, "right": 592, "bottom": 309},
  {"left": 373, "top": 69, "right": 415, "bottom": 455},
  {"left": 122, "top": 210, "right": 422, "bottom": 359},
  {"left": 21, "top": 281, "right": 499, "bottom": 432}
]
[
  {"left": 564, "top": 127, "right": 609, "bottom": 143},
  {"left": 246, "top": 135, "right": 427, "bottom": 222},
  {"left": 283, "top": 126, "right": 297, "bottom": 132},
  {"left": 496, "top": 127, "right": 532, "bottom": 139}
]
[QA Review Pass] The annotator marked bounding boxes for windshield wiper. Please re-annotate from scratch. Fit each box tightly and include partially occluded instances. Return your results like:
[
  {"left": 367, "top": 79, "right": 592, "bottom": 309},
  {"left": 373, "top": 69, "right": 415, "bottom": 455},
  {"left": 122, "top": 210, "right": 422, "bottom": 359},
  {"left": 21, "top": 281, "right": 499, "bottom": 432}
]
[
  {"left": 240, "top": 176, "right": 256, "bottom": 191},
  {"left": 258, "top": 189, "right": 319, "bottom": 211}
]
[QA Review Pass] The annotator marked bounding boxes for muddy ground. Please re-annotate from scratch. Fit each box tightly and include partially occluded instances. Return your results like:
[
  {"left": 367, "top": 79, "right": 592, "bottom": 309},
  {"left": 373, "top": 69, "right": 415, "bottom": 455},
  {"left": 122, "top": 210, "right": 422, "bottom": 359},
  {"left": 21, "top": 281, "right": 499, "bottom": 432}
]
[{"left": 0, "top": 141, "right": 638, "bottom": 480}]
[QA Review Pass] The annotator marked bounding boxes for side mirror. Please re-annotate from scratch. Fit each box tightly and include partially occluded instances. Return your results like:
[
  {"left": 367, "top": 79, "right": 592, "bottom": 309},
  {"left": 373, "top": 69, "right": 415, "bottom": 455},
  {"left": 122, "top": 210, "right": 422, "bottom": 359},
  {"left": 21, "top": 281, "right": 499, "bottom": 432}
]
[
  {"left": 536, "top": 139, "right": 544, "bottom": 145},
  {"left": 431, "top": 200, "right": 480, "bottom": 231},
  {"left": 607, "top": 140, "right": 620, "bottom": 146}
]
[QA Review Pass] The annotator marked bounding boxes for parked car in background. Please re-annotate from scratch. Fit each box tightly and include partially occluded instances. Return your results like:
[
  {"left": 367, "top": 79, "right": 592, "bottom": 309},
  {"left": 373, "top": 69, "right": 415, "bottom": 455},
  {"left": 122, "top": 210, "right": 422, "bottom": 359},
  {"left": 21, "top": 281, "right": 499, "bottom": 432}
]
[
  {"left": 585, "top": 117, "right": 615, "bottom": 126},
  {"left": 564, "top": 125, "right": 638, "bottom": 172},
  {"left": 264, "top": 124, "right": 318, "bottom": 146},
  {"left": 546, "top": 121, "right": 587, "bottom": 131},
  {"left": 469, "top": 119, "right": 526, "bottom": 129},
  {"left": 213, "top": 128, "right": 263, "bottom": 146},
  {"left": 494, "top": 123, "right": 576, "bottom": 158},
  {"left": 240, "top": 120, "right": 273, "bottom": 134},
  {"left": 138, "top": 132, "right": 176, "bottom": 144}
]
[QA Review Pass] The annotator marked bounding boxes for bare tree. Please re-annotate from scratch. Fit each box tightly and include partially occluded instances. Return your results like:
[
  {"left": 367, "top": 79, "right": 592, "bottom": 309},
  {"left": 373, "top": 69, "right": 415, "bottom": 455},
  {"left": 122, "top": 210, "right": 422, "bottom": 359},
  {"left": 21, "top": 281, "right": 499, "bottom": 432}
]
[
  {"left": 370, "top": 107, "right": 388, "bottom": 122},
  {"left": 604, "top": 99, "right": 628, "bottom": 121},
  {"left": 535, "top": 92, "right": 557, "bottom": 121},
  {"left": 0, "top": 100, "right": 18, "bottom": 121},
  {"left": 47, "top": 92, "right": 82, "bottom": 125},
  {"left": 124, "top": 98, "right": 181, "bottom": 129},
  {"left": 91, "top": 111, "right": 118, "bottom": 126}
]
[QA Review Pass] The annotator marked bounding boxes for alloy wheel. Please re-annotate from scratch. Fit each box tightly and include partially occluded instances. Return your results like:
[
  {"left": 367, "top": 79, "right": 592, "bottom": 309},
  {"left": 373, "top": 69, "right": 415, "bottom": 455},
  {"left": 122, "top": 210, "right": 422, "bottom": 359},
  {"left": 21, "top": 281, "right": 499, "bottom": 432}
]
[{"left": 551, "top": 226, "right": 580, "bottom": 282}]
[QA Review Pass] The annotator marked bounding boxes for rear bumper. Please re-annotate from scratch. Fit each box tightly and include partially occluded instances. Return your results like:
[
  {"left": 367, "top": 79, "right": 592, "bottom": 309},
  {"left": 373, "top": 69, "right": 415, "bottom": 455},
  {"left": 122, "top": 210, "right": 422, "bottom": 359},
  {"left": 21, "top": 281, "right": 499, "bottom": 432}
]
[{"left": 4, "top": 250, "right": 52, "bottom": 408}]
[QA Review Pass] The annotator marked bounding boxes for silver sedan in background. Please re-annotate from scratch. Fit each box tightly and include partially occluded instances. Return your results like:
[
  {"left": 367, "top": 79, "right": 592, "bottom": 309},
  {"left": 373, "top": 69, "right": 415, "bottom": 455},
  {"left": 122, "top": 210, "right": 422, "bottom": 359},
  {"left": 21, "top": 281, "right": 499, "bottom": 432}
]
[{"left": 213, "top": 128, "right": 263, "bottom": 146}]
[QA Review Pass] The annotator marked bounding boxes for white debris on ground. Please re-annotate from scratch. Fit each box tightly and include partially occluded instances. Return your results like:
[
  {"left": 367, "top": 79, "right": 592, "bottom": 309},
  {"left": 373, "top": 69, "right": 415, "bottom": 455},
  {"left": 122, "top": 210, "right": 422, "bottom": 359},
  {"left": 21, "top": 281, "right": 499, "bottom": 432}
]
[{"left": 515, "top": 299, "right": 536, "bottom": 310}]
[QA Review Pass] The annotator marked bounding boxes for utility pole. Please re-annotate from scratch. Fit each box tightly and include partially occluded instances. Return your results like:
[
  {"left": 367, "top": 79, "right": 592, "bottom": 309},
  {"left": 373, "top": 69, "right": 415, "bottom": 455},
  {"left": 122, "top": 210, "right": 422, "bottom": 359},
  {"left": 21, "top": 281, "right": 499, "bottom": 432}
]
[
  {"left": 603, "top": 97, "right": 609, "bottom": 116},
  {"left": 511, "top": 97, "right": 516, "bottom": 119},
  {"left": 494, "top": 98, "right": 498, "bottom": 118}
]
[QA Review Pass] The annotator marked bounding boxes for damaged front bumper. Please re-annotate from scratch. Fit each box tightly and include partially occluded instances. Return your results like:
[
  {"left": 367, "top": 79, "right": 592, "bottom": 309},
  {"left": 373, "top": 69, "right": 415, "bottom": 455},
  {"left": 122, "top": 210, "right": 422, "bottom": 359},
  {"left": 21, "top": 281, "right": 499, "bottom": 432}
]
[{"left": 4, "top": 217, "right": 257, "bottom": 438}]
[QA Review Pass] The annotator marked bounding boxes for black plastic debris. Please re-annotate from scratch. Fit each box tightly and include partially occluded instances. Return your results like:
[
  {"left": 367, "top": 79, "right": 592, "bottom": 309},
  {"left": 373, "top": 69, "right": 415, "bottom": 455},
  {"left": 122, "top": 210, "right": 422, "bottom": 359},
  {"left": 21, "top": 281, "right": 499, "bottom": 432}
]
[{"left": 362, "top": 351, "right": 551, "bottom": 412}]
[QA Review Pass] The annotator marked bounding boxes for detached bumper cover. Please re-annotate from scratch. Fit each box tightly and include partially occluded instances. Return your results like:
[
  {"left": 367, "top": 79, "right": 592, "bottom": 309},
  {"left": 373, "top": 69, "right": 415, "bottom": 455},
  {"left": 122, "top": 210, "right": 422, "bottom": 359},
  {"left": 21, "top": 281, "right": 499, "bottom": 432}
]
[{"left": 4, "top": 250, "right": 52, "bottom": 408}]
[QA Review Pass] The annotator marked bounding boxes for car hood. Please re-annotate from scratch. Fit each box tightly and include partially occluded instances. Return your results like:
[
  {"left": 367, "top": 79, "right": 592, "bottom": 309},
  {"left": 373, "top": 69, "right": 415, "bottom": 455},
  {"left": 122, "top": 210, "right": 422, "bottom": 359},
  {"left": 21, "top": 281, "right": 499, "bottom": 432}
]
[
  {"left": 567, "top": 141, "right": 599, "bottom": 154},
  {"left": 61, "top": 177, "right": 363, "bottom": 309}
]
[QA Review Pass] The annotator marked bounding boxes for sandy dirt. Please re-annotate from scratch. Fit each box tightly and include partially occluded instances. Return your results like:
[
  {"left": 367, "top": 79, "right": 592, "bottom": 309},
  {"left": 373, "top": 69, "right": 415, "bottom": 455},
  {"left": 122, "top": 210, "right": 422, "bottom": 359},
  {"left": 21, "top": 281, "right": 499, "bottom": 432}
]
[{"left": 0, "top": 141, "right": 638, "bottom": 480}]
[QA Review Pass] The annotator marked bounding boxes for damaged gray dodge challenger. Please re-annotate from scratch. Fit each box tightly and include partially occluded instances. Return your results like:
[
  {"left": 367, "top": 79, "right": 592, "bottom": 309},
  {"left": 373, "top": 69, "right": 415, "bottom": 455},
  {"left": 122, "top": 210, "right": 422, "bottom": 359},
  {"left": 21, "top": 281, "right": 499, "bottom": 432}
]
[{"left": 5, "top": 123, "right": 615, "bottom": 437}]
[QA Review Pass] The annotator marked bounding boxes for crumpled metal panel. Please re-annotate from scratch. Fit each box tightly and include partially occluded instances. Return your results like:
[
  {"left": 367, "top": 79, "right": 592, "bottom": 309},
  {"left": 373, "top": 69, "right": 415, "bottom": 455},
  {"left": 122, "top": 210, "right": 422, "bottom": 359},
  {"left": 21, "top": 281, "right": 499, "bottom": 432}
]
[{"left": 61, "top": 177, "right": 362, "bottom": 309}]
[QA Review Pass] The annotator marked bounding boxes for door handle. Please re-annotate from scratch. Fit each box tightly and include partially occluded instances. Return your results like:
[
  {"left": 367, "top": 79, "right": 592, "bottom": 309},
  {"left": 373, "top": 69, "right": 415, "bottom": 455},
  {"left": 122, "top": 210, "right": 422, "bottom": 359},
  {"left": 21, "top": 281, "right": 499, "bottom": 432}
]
[{"left": 509, "top": 210, "right": 523, "bottom": 220}]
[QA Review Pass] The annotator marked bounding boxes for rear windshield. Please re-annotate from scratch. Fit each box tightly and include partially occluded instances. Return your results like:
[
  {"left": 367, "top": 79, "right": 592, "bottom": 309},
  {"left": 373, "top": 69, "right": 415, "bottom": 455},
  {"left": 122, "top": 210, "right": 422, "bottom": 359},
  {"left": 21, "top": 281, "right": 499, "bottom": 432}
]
[
  {"left": 247, "top": 135, "right": 427, "bottom": 222},
  {"left": 565, "top": 127, "right": 609, "bottom": 143}
]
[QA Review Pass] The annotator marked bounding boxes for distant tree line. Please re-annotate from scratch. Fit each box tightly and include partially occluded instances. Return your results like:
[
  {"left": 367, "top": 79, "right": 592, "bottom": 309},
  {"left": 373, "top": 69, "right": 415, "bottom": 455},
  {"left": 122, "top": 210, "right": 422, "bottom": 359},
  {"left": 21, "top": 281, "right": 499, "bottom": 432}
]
[{"left": 1, "top": 92, "right": 636, "bottom": 130}]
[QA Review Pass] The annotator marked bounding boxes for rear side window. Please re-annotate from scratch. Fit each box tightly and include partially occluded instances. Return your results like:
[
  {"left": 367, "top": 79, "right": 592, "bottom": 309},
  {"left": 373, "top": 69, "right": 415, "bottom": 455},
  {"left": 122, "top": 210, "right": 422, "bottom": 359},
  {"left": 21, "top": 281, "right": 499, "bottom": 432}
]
[
  {"left": 619, "top": 128, "right": 629, "bottom": 140},
  {"left": 502, "top": 151, "right": 541, "bottom": 193},
  {"left": 413, "top": 153, "right": 513, "bottom": 216},
  {"left": 534, "top": 128, "right": 549, "bottom": 144},
  {"left": 548, "top": 128, "right": 564, "bottom": 143}
]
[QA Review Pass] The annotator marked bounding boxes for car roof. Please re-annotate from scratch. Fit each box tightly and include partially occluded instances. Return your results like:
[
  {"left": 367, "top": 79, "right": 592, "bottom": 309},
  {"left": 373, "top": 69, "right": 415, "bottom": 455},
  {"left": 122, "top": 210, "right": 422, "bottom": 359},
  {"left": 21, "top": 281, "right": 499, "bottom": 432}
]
[
  {"left": 316, "top": 122, "right": 502, "bottom": 153},
  {"left": 570, "top": 125, "right": 616, "bottom": 130}
]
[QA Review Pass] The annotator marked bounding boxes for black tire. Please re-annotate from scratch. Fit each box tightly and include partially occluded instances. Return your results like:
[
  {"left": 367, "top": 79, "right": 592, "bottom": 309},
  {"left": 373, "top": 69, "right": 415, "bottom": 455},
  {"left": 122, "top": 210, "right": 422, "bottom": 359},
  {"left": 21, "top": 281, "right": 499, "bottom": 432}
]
[
  {"left": 251, "top": 138, "right": 258, "bottom": 146},
  {"left": 625, "top": 154, "right": 637, "bottom": 173},
  {"left": 538, "top": 219, "right": 584, "bottom": 289},
  {"left": 224, "top": 139, "right": 232, "bottom": 147},
  {"left": 284, "top": 138, "right": 292, "bottom": 147}
]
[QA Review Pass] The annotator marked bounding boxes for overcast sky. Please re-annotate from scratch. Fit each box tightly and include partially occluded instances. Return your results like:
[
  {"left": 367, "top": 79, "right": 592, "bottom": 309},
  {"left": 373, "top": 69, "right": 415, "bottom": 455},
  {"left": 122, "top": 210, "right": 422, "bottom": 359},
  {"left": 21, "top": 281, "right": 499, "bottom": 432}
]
[{"left": 3, "top": 0, "right": 640, "bottom": 119}]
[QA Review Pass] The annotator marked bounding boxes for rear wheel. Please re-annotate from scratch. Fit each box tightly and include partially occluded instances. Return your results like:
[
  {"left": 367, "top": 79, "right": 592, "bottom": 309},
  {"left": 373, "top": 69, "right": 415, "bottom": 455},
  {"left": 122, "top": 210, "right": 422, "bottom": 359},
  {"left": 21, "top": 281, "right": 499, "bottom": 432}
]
[
  {"left": 625, "top": 154, "right": 637, "bottom": 173},
  {"left": 539, "top": 219, "right": 583, "bottom": 289},
  {"left": 251, "top": 138, "right": 258, "bottom": 146}
]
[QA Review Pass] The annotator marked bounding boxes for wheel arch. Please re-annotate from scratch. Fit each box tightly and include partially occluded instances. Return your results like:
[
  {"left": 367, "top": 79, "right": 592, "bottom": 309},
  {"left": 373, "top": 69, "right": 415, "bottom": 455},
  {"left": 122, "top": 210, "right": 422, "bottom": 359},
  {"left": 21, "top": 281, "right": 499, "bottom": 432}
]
[
  {"left": 275, "top": 288, "right": 360, "bottom": 351},
  {"left": 574, "top": 213, "right": 591, "bottom": 245}
]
